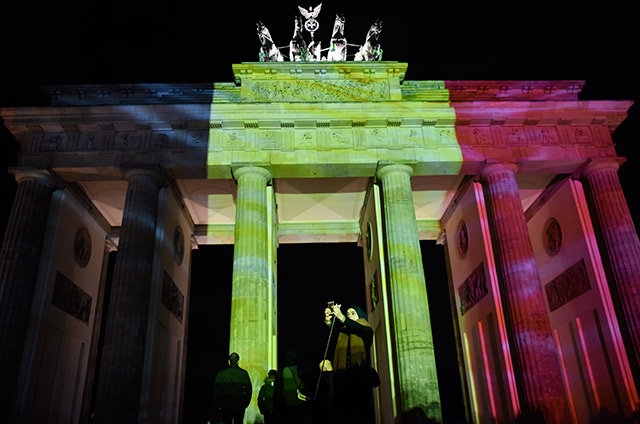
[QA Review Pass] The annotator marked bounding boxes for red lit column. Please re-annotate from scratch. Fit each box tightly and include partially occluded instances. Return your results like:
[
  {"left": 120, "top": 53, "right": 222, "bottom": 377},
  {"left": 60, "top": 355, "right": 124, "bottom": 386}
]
[
  {"left": 93, "top": 168, "right": 162, "bottom": 423},
  {"left": 582, "top": 160, "right": 640, "bottom": 370},
  {"left": 480, "top": 163, "right": 569, "bottom": 423},
  {"left": 0, "top": 171, "right": 56, "bottom": 413}
]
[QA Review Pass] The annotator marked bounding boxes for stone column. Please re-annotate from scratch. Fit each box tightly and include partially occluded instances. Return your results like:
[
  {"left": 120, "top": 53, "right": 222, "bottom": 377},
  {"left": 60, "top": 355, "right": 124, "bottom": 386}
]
[
  {"left": 229, "top": 166, "right": 272, "bottom": 424},
  {"left": 582, "top": 160, "right": 640, "bottom": 371},
  {"left": 376, "top": 164, "right": 441, "bottom": 422},
  {"left": 93, "top": 168, "right": 162, "bottom": 423},
  {"left": 480, "top": 163, "right": 569, "bottom": 423},
  {"left": 0, "top": 171, "right": 56, "bottom": 413}
]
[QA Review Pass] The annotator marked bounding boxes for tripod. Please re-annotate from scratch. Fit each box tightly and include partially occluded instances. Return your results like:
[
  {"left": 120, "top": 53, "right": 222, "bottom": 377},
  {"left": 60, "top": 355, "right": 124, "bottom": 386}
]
[{"left": 314, "top": 313, "right": 337, "bottom": 400}]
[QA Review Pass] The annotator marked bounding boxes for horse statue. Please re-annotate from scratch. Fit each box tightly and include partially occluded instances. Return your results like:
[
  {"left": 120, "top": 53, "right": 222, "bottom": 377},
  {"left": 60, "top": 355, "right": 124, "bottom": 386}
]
[
  {"left": 308, "top": 39, "right": 322, "bottom": 61},
  {"left": 327, "top": 13, "right": 347, "bottom": 61},
  {"left": 256, "top": 22, "right": 284, "bottom": 62},
  {"left": 289, "top": 16, "right": 308, "bottom": 61},
  {"left": 354, "top": 19, "right": 383, "bottom": 61}
]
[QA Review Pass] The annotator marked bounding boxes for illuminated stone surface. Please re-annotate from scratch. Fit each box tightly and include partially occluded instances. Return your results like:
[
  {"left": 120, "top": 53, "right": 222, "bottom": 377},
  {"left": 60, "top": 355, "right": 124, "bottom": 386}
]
[
  {"left": 93, "top": 168, "right": 163, "bottom": 423},
  {"left": 229, "top": 166, "right": 272, "bottom": 424},
  {"left": 480, "top": 163, "right": 570, "bottom": 423},
  {"left": 0, "top": 61, "right": 637, "bottom": 423},
  {"left": 583, "top": 160, "right": 640, "bottom": 371},
  {"left": 377, "top": 164, "right": 442, "bottom": 421},
  {"left": 0, "top": 171, "right": 56, "bottom": 414}
]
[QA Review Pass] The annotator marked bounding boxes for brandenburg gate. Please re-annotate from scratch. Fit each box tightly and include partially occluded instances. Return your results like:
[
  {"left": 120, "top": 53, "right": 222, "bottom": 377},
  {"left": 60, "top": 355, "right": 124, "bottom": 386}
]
[{"left": 1, "top": 59, "right": 639, "bottom": 424}]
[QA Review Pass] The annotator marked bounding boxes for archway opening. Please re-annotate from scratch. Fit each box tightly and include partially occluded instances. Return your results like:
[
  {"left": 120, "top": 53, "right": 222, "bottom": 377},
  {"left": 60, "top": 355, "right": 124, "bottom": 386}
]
[{"left": 183, "top": 241, "right": 464, "bottom": 423}]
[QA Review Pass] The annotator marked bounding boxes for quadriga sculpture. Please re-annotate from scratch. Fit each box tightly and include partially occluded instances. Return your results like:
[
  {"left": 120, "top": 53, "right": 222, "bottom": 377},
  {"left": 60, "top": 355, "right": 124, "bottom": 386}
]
[
  {"left": 256, "top": 22, "right": 284, "bottom": 62},
  {"left": 354, "top": 19, "right": 383, "bottom": 61}
]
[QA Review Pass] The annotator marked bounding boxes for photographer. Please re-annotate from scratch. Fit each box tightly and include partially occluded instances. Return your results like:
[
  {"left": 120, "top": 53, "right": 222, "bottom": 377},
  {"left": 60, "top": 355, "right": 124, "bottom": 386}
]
[{"left": 323, "top": 303, "right": 374, "bottom": 423}]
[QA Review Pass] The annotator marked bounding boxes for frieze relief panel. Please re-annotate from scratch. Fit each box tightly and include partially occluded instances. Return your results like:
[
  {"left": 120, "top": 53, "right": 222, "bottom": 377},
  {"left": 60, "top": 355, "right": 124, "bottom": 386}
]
[
  {"left": 544, "top": 258, "right": 591, "bottom": 312},
  {"left": 294, "top": 129, "right": 317, "bottom": 148},
  {"left": 458, "top": 262, "right": 488, "bottom": 316},
  {"left": 51, "top": 271, "right": 92, "bottom": 324},
  {"left": 249, "top": 79, "right": 391, "bottom": 102},
  {"left": 24, "top": 123, "right": 610, "bottom": 155},
  {"left": 40, "top": 133, "right": 71, "bottom": 152},
  {"left": 186, "top": 130, "right": 209, "bottom": 149},
  {"left": 114, "top": 131, "right": 142, "bottom": 150},
  {"left": 77, "top": 132, "right": 106, "bottom": 151},
  {"left": 393, "top": 127, "right": 425, "bottom": 148}
]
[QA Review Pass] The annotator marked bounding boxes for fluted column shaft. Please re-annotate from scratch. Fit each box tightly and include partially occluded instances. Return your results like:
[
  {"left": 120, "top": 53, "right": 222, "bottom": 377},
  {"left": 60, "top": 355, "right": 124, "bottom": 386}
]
[
  {"left": 480, "top": 163, "right": 569, "bottom": 423},
  {"left": 377, "top": 164, "right": 441, "bottom": 421},
  {"left": 582, "top": 160, "right": 640, "bottom": 369},
  {"left": 94, "top": 168, "right": 162, "bottom": 423},
  {"left": 0, "top": 171, "right": 56, "bottom": 413},
  {"left": 229, "top": 166, "right": 272, "bottom": 423}
]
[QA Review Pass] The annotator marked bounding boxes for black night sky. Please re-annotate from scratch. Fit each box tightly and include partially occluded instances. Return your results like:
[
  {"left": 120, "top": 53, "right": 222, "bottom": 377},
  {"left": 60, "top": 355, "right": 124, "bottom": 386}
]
[{"left": 1, "top": 1, "right": 639, "bottom": 423}]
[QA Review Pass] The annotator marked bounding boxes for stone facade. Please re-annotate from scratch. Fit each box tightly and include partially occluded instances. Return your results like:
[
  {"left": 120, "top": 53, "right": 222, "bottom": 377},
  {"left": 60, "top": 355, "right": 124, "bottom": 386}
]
[{"left": 0, "top": 61, "right": 637, "bottom": 423}]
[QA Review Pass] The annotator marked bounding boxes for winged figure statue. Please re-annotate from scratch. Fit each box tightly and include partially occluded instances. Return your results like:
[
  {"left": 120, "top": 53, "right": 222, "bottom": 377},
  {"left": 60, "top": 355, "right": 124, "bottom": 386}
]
[{"left": 298, "top": 3, "right": 322, "bottom": 20}]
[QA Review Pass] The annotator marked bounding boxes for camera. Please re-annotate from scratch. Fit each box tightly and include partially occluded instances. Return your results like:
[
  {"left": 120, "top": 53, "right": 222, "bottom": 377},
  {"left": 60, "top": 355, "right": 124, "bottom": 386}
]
[{"left": 327, "top": 301, "right": 341, "bottom": 309}]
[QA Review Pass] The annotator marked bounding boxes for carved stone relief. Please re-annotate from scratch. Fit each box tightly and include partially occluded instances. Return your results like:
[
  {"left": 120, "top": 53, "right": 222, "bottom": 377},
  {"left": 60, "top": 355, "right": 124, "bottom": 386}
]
[
  {"left": 41, "top": 133, "right": 69, "bottom": 152},
  {"left": 458, "top": 262, "right": 488, "bottom": 316},
  {"left": 294, "top": 129, "right": 317, "bottom": 148},
  {"left": 395, "top": 128, "right": 424, "bottom": 147},
  {"left": 173, "top": 225, "right": 184, "bottom": 265},
  {"left": 114, "top": 132, "right": 141, "bottom": 150},
  {"left": 469, "top": 127, "right": 492, "bottom": 145},
  {"left": 435, "top": 127, "right": 456, "bottom": 146},
  {"left": 78, "top": 133, "right": 103, "bottom": 151},
  {"left": 505, "top": 127, "right": 525, "bottom": 145},
  {"left": 543, "top": 217, "right": 563, "bottom": 257},
  {"left": 28, "top": 122, "right": 607, "bottom": 154},
  {"left": 162, "top": 270, "right": 184, "bottom": 323},
  {"left": 536, "top": 127, "right": 559, "bottom": 144},
  {"left": 186, "top": 130, "right": 209, "bottom": 149},
  {"left": 572, "top": 126, "right": 593, "bottom": 144},
  {"left": 456, "top": 220, "right": 469, "bottom": 258},
  {"left": 251, "top": 79, "right": 390, "bottom": 102},
  {"left": 151, "top": 132, "right": 171, "bottom": 149},
  {"left": 545, "top": 259, "right": 591, "bottom": 312},
  {"left": 73, "top": 227, "right": 92, "bottom": 267},
  {"left": 52, "top": 271, "right": 92, "bottom": 324},
  {"left": 257, "top": 131, "right": 281, "bottom": 149}
]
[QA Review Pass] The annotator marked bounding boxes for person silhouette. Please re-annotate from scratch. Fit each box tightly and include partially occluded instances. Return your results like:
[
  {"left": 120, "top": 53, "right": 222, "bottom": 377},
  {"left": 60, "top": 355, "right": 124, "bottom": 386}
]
[{"left": 213, "top": 352, "right": 252, "bottom": 424}]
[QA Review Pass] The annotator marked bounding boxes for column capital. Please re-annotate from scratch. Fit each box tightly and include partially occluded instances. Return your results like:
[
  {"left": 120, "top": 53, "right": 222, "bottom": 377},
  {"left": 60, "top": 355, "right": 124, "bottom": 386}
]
[
  {"left": 479, "top": 162, "right": 518, "bottom": 180},
  {"left": 13, "top": 170, "right": 56, "bottom": 188},
  {"left": 233, "top": 166, "right": 271, "bottom": 183},
  {"left": 123, "top": 167, "right": 163, "bottom": 185},
  {"left": 376, "top": 164, "right": 413, "bottom": 180},
  {"left": 581, "top": 158, "right": 622, "bottom": 178}
]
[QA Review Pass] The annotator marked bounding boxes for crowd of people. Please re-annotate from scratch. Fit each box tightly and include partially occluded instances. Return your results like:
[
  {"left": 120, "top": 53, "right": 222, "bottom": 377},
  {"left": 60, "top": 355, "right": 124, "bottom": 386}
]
[{"left": 211, "top": 303, "right": 376, "bottom": 424}]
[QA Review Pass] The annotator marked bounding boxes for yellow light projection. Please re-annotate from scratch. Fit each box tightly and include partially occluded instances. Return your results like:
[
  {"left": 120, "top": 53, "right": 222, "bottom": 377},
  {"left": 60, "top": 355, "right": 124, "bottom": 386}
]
[{"left": 204, "top": 61, "right": 463, "bottom": 423}]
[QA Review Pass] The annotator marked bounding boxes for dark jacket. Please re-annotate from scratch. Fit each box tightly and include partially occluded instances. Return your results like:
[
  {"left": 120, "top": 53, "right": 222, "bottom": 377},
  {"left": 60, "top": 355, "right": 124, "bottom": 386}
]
[
  {"left": 213, "top": 363, "right": 252, "bottom": 411},
  {"left": 258, "top": 375, "right": 276, "bottom": 414}
]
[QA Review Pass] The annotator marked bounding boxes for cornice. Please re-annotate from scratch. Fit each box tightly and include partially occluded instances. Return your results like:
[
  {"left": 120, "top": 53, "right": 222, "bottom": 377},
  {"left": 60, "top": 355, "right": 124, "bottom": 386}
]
[{"left": 1, "top": 99, "right": 632, "bottom": 134}]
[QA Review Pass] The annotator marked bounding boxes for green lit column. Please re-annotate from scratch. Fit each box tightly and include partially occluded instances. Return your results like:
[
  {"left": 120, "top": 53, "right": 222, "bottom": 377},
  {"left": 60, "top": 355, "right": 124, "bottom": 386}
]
[
  {"left": 377, "top": 164, "right": 441, "bottom": 421},
  {"left": 229, "top": 166, "right": 272, "bottom": 424}
]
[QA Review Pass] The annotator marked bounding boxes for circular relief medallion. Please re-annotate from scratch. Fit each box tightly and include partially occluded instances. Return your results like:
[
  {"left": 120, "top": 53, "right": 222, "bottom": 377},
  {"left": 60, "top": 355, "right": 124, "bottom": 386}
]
[
  {"left": 457, "top": 220, "right": 469, "bottom": 258},
  {"left": 370, "top": 272, "right": 379, "bottom": 311},
  {"left": 543, "top": 217, "right": 563, "bottom": 257},
  {"left": 173, "top": 225, "right": 184, "bottom": 265},
  {"left": 365, "top": 221, "right": 374, "bottom": 261},
  {"left": 73, "top": 227, "right": 91, "bottom": 267}
]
